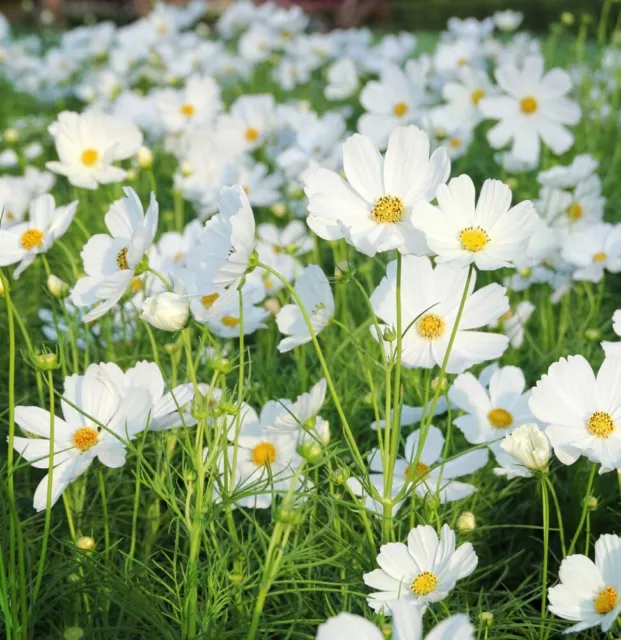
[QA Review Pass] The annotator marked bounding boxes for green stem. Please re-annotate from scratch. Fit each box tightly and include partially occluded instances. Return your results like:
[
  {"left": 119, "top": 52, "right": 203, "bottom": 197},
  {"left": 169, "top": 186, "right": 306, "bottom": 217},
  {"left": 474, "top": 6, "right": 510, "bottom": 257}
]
[
  {"left": 539, "top": 474, "right": 550, "bottom": 640},
  {"left": 545, "top": 476, "right": 566, "bottom": 557},
  {"left": 568, "top": 463, "right": 597, "bottom": 555}
]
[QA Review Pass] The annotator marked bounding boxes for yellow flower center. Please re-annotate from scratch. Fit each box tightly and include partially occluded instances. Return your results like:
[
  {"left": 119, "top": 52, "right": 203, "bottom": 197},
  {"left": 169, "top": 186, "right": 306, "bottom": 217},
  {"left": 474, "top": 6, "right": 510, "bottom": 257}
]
[
  {"left": 411, "top": 571, "right": 438, "bottom": 596},
  {"left": 245, "top": 127, "right": 259, "bottom": 142},
  {"left": 449, "top": 138, "right": 462, "bottom": 148},
  {"left": 252, "top": 442, "right": 277, "bottom": 466},
  {"left": 488, "top": 408, "right": 513, "bottom": 429},
  {"left": 264, "top": 278, "right": 274, "bottom": 289},
  {"left": 221, "top": 315, "right": 240, "bottom": 327},
  {"left": 201, "top": 293, "right": 220, "bottom": 308},
  {"left": 566, "top": 202, "right": 583, "bottom": 221},
  {"left": 371, "top": 195, "right": 405, "bottom": 224},
  {"left": 593, "top": 252, "right": 607, "bottom": 263},
  {"left": 594, "top": 586, "right": 618, "bottom": 614},
  {"left": 72, "top": 426, "right": 99, "bottom": 452},
  {"left": 81, "top": 148, "right": 99, "bottom": 166},
  {"left": 457, "top": 56, "right": 468, "bottom": 66},
  {"left": 393, "top": 102, "right": 409, "bottom": 117},
  {"left": 520, "top": 96, "right": 538, "bottom": 114},
  {"left": 180, "top": 103, "right": 195, "bottom": 117},
  {"left": 471, "top": 89, "right": 485, "bottom": 105},
  {"left": 173, "top": 251, "right": 184, "bottom": 263},
  {"left": 20, "top": 228, "right": 44, "bottom": 250},
  {"left": 416, "top": 313, "right": 446, "bottom": 340},
  {"left": 587, "top": 411, "right": 615, "bottom": 438},
  {"left": 405, "top": 462, "right": 430, "bottom": 478},
  {"left": 116, "top": 247, "right": 130, "bottom": 270},
  {"left": 460, "top": 226, "right": 489, "bottom": 252}
]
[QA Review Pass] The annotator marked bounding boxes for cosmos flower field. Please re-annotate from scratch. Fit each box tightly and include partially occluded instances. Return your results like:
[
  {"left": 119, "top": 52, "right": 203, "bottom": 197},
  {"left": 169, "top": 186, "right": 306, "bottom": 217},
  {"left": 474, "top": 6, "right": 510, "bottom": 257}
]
[{"left": 2, "top": 1, "right": 621, "bottom": 638}]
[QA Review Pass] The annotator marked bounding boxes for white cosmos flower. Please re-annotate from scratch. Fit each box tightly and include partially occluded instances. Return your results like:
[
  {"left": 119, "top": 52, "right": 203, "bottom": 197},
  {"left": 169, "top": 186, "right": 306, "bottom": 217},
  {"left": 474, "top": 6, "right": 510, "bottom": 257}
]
[
  {"left": 363, "top": 524, "right": 478, "bottom": 612},
  {"left": 529, "top": 354, "right": 621, "bottom": 471},
  {"left": 13, "top": 363, "right": 151, "bottom": 511},
  {"left": 305, "top": 126, "right": 450, "bottom": 257},
  {"left": 549, "top": 533, "right": 621, "bottom": 634},
  {"left": 276, "top": 265, "right": 334, "bottom": 353},
  {"left": 191, "top": 185, "right": 257, "bottom": 291},
  {"left": 46, "top": 110, "right": 143, "bottom": 189},
  {"left": 358, "top": 59, "right": 431, "bottom": 148},
  {"left": 562, "top": 222, "right": 621, "bottom": 283},
  {"left": 489, "top": 300, "right": 535, "bottom": 349},
  {"left": 449, "top": 365, "right": 536, "bottom": 458},
  {"left": 141, "top": 291, "right": 189, "bottom": 332},
  {"left": 602, "top": 310, "right": 621, "bottom": 357},
  {"left": 413, "top": 175, "right": 539, "bottom": 271},
  {"left": 370, "top": 256, "right": 509, "bottom": 374},
  {"left": 499, "top": 422, "right": 551, "bottom": 472},
  {"left": 479, "top": 55, "right": 581, "bottom": 164},
  {"left": 538, "top": 154, "right": 598, "bottom": 189},
  {"left": 317, "top": 603, "right": 475, "bottom": 640},
  {"left": 71, "top": 188, "right": 158, "bottom": 322},
  {"left": 0, "top": 194, "right": 77, "bottom": 278},
  {"left": 324, "top": 57, "right": 359, "bottom": 101},
  {"left": 493, "top": 10, "right": 523, "bottom": 31},
  {"left": 218, "top": 94, "right": 276, "bottom": 151},
  {"left": 207, "top": 289, "right": 269, "bottom": 339}
]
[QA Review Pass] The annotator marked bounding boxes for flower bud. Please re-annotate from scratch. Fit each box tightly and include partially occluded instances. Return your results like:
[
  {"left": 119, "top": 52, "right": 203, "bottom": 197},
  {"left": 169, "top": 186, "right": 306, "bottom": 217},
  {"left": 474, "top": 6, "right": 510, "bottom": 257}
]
[
  {"left": 47, "top": 274, "right": 69, "bottom": 298},
  {"left": 561, "top": 11, "right": 575, "bottom": 25},
  {"left": 264, "top": 297, "right": 281, "bottom": 315},
  {"left": 298, "top": 441, "right": 322, "bottom": 464},
  {"left": 76, "top": 536, "right": 96, "bottom": 552},
  {"left": 479, "top": 611, "right": 494, "bottom": 627},
  {"left": 141, "top": 292, "right": 189, "bottom": 332},
  {"left": 180, "top": 161, "right": 193, "bottom": 177},
  {"left": 0, "top": 278, "right": 7, "bottom": 296},
  {"left": 457, "top": 511, "right": 476, "bottom": 531},
  {"left": 500, "top": 423, "right": 551, "bottom": 471},
  {"left": 137, "top": 145, "right": 153, "bottom": 169},
  {"left": 212, "top": 357, "right": 233, "bottom": 375},
  {"left": 126, "top": 169, "right": 137, "bottom": 182},
  {"left": 3, "top": 128, "right": 18, "bottom": 143},
  {"left": 64, "top": 627, "right": 84, "bottom": 640},
  {"left": 506, "top": 177, "right": 518, "bottom": 190},
  {"left": 585, "top": 328, "right": 600, "bottom": 341},
  {"left": 431, "top": 376, "right": 448, "bottom": 393},
  {"left": 586, "top": 495, "right": 598, "bottom": 510},
  {"left": 383, "top": 326, "right": 397, "bottom": 342},
  {"left": 35, "top": 351, "right": 58, "bottom": 371},
  {"left": 270, "top": 202, "right": 287, "bottom": 217},
  {"left": 330, "top": 466, "right": 350, "bottom": 485},
  {"left": 277, "top": 507, "right": 304, "bottom": 526}
]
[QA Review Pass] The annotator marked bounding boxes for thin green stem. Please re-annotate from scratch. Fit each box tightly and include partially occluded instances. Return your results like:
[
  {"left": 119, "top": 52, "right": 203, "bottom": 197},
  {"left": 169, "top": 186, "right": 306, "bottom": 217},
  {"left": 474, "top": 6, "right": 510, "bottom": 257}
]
[
  {"left": 539, "top": 474, "right": 550, "bottom": 640},
  {"left": 568, "top": 463, "right": 597, "bottom": 555},
  {"left": 545, "top": 476, "right": 566, "bottom": 557}
]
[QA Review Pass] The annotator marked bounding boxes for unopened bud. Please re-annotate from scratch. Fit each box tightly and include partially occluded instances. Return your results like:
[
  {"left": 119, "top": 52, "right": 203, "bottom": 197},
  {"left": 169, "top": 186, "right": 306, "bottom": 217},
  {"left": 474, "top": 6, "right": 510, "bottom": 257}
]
[
  {"left": 3, "top": 128, "right": 18, "bottom": 143},
  {"left": 126, "top": 169, "right": 137, "bottom": 182},
  {"left": 479, "top": 611, "right": 494, "bottom": 627},
  {"left": 35, "top": 351, "right": 58, "bottom": 371},
  {"left": 585, "top": 328, "right": 600, "bottom": 341},
  {"left": 64, "top": 627, "right": 84, "bottom": 640},
  {"left": 277, "top": 507, "right": 304, "bottom": 526},
  {"left": 137, "top": 146, "right": 153, "bottom": 169},
  {"left": 180, "top": 161, "right": 193, "bottom": 177},
  {"left": 506, "top": 177, "right": 518, "bottom": 190},
  {"left": 76, "top": 536, "right": 96, "bottom": 551},
  {"left": 431, "top": 376, "right": 448, "bottom": 393},
  {"left": 561, "top": 11, "right": 575, "bottom": 25},
  {"left": 264, "top": 297, "right": 281, "bottom": 315},
  {"left": 0, "top": 278, "right": 7, "bottom": 296},
  {"left": 586, "top": 495, "right": 598, "bottom": 510},
  {"left": 212, "top": 357, "right": 233, "bottom": 375},
  {"left": 457, "top": 511, "right": 476, "bottom": 531},
  {"left": 270, "top": 202, "right": 287, "bottom": 217},
  {"left": 330, "top": 467, "right": 350, "bottom": 485},
  {"left": 47, "top": 274, "right": 69, "bottom": 298},
  {"left": 298, "top": 440, "right": 322, "bottom": 463},
  {"left": 383, "top": 326, "right": 397, "bottom": 342}
]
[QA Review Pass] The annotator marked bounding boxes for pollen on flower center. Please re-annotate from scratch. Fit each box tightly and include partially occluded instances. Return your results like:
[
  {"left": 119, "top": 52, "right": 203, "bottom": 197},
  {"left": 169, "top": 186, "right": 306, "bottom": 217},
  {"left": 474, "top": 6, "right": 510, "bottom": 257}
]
[
  {"left": 72, "top": 426, "right": 99, "bottom": 452},
  {"left": 460, "top": 226, "right": 489, "bottom": 252},
  {"left": 180, "top": 103, "right": 195, "bottom": 117},
  {"left": 21, "top": 228, "right": 44, "bottom": 250},
  {"left": 405, "top": 462, "right": 430, "bottom": 478},
  {"left": 245, "top": 127, "right": 259, "bottom": 142},
  {"left": 371, "top": 195, "right": 405, "bottom": 224},
  {"left": 488, "top": 408, "right": 513, "bottom": 429},
  {"left": 449, "top": 138, "right": 462, "bottom": 148},
  {"left": 587, "top": 411, "right": 615, "bottom": 438},
  {"left": 471, "top": 89, "right": 485, "bottom": 105},
  {"left": 566, "top": 202, "right": 583, "bottom": 221},
  {"left": 594, "top": 586, "right": 618, "bottom": 614},
  {"left": 201, "top": 293, "right": 220, "bottom": 308},
  {"left": 252, "top": 442, "right": 277, "bottom": 465},
  {"left": 116, "top": 247, "right": 130, "bottom": 270},
  {"left": 393, "top": 102, "right": 409, "bottom": 117},
  {"left": 593, "top": 252, "right": 607, "bottom": 263},
  {"left": 81, "top": 148, "right": 99, "bottom": 166},
  {"left": 411, "top": 571, "right": 438, "bottom": 596},
  {"left": 416, "top": 313, "right": 446, "bottom": 340},
  {"left": 221, "top": 315, "right": 240, "bottom": 327},
  {"left": 520, "top": 96, "right": 538, "bottom": 114}
]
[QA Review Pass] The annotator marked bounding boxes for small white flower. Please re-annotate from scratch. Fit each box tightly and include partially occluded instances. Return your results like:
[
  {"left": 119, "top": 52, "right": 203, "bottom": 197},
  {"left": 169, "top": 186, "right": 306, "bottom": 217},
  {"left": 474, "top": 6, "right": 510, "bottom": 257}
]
[
  {"left": 500, "top": 423, "right": 551, "bottom": 471},
  {"left": 538, "top": 154, "right": 598, "bottom": 189},
  {"left": 364, "top": 524, "right": 478, "bottom": 612},
  {"left": 141, "top": 291, "right": 189, "bottom": 332},
  {"left": 493, "top": 10, "right": 523, "bottom": 31},
  {"left": 601, "top": 309, "right": 621, "bottom": 357},
  {"left": 276, "top": 265, "right": 334, "bottom": 353},
  {"left": 562, "top": 222, "right": 621, "bottom": 283},
  {"left": 324, "top": 57, "right": 359, "bottom": 101},
  {"left": 549, "top": 533, "right": 621, "bottom": 634}
]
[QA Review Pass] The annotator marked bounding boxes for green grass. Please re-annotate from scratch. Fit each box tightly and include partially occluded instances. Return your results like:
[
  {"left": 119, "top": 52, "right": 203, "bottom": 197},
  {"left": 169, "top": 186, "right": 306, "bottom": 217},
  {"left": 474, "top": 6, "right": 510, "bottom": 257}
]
[{"left": 2, "top": 18, "right": 621, "bottom": 640}]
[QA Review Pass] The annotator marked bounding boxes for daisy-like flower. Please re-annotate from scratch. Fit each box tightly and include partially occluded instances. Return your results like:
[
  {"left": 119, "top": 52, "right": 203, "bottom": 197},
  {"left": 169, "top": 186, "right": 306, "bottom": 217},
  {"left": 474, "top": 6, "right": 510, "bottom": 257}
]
[
  {"left": 276, "top": 265, "right": 334, "bottom": 353},
  {"left": 46, "top": 110, "right": 143, "bottom": 189},
  {"left": 499, "top": 423, "right": 551, "bottom": 472},
  {"left": 191, "top": 185, "right": 257, "bottom": 291},
  {"left": 71, "top": 188, "right": 158, "bottom": 322},
  {"left": 413, "top": 175, "right": 539, "bottom": 271},
  {"left": 305, "top": 126, "right": 450, "bottom": 257},
  {"left": 358, "top": 59, "right": 431, "bottom": 148},
  {"left": 494, "top": 10, "right": 523, "bottom": 31},
  {"left": 538, "top": 154, "right": 598, "bottom": 189},
  {"left": 264, "top": 378, "right": 329, "bottom": 445},
  {"left": 538, "top": 178, "right": 605, "bottom": 229},
  {"left": 324, "top": 57, "right": 359, "bottom": 101},
  {"left": 218, "top": 94, "right": 276, "bottom": 151},
  {"left": 0, "top": 193, "right": 77, "bottom": 278},
  {"left": 155, "top": 74, "right": 222, "bottom": 133},
  {"left": 363, "top": 524, "right": 478, "bottom": 612},
  {"left": 489, "top": 300, "right": 535, "bottom": 349},
  {"left": 449, "top": 365, "right": 536, "bottom": 457},
  {"left": 207, "top": 290, "right": 269, "bottom": 339},
  {"left": 317, "top": 603, "right": 475, "bottom": 640},
  {"left": 548, "top": 533, "right": 621, "bottom": 634},
  {"left": 529, "top": 354, "right": 621, "bottom": 471},
  {"left": 601, "top": 310, "right": 621, "bottom": 357},
  {"left": 370, "top": 256, "right": 509, "bottom": 374},
  {"left": 479, "top": 55, "right": 581, "bottom": 164},
  {"left": 562, "top": 222, "right": 621, "bottom": 282},
  {"left": 13, "top": 363, "right": 151, "bottom": 511}
]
